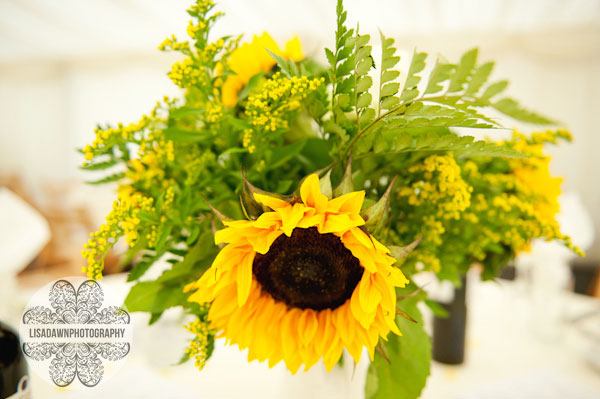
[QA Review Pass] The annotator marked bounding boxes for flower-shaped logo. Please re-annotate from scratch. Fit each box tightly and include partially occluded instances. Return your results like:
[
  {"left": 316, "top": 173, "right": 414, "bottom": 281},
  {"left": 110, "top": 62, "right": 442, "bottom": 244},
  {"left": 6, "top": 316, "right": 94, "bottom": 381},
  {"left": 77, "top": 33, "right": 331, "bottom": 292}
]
[{"left": 21, "top": 279, "right": 131, "bottom": 388}]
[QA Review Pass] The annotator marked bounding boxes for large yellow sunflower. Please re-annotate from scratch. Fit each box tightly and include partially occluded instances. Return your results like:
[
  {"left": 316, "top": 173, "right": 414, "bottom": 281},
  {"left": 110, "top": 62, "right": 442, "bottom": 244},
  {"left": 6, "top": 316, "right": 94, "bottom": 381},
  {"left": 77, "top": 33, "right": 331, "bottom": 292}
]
[
  {"left": 185, "top": 174, "right": 409, "bottom": 373},
  {"left": 221, "top": 32, "right": 303, "bottom": 107}
]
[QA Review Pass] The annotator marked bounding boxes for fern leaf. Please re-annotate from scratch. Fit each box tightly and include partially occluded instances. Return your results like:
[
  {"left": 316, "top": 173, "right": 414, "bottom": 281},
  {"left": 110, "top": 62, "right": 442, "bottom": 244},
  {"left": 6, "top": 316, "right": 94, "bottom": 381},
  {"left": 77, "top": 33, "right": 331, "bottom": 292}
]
[
  {"left": 424, "top": 60, "right": 456, "bottom": 95},
  {"left": 465, "top": 61, "right": 494, "bottom": 96},
  {"left": 378, "top": 30, "right": 401, "bottom": 114},
  {"left": 448, "top": 48, "right": 478, "bottom": 93},
  {"left": 400, "top": 51, "right": 427, "bottom": 102},
  {"left": 493, "top": 98, "right": 556, "bottom": 124},
  {"left": 374, "top": 128, "right": 526, "bottom": 158}
]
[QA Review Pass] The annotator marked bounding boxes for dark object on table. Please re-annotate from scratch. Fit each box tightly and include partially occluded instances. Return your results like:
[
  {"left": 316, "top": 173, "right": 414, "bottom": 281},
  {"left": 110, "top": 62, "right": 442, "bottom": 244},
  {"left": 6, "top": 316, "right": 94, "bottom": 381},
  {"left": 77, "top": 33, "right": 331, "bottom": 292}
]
[
  {"left": 498, "top": 264, "right": 516, "bottom": 281},
  {"left": 433, "top": 277, "right": 467, "bottom": 365},
  {"left": 569, "top": 260, "right": 600, "bottom": 297},
  {"left": 0, "top": 321, "right": 29, "bottom": 398}
]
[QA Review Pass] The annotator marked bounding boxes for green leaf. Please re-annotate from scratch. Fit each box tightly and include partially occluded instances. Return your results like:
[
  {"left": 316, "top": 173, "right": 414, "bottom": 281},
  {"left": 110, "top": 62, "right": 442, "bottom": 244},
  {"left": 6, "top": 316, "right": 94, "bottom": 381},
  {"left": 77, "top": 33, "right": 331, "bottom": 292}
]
[
  {"left": 425, "top": 61, "right": 456, "bottom": 94},
  {"left": 301, "top": 138, "right": 332, "bottom": 169},
  {"left": 448, "top": 48, "right": 478, "bottom": 93},
  {"left": 357, "top": 75, "right": 373, "bottom": 92},
  {"left": 158, "top": 230, "right": 217, "bottom": 284},
  {"left": 124, "top": 281, "right": 187, "bottom": 313},
  {"left": 481, "top": 80, "right": 509, "bottom": 101},
  {"left": 169, "top": 106, "right": 203, "bottom": 119},
  {"left": 402, "top": 51, "right": 427, "bottom": 92},
  {"left": 357, "top": 92, "right": 372, "bottom": 108},
  {"left": 356, "top": 58, "right": 372, "bottom": 75},
  {"left": 381, "top": 82, "right": 399, "bottom": 98},
  {"left": 493, "top": 98, "right": 556, "bottom": 125},
  {"left": 164, "top": 127, "right": 210, "bottom": 143},
  {"left": 85, "top": 172, "right": 125, "bottom": 185},
  {"left": 373, "top": 128, "right": 527, "bottom": 158},
  {"left": 359, "top": 107, "right": 376, "bottom": 125},
  {"left": 466, "top": 61, "right": 494, "bottom": 95},
  {"left": 266, "top": 49, "right": 298, "bottom": 78},
  {"left": 80, "top": 160, "right": 118, "bottom": 171},
  {"left": 268, "top": 139, "right": 307, "bottom": 169},
  {"left": 148, "top": 312, "right": 163, "bottom": 325},
  {"left": 325, "top": 48, "right": 336, "bottom": 67},
  {"left": 381, "top": 70, "right": 399, "bottom": 84},
  {"left": 124, "top": 230, "right": 218, "bottom": 314},
  {"left": 237, "top": 72, "right": 265, "bottom": 101},
  {"left": 425, "top": 299, "right": 449, "bottom": 318},
  {"left": 365, "top": 286, "right": 431, "bottom": 399},
  {"left": 380, "top": 96, "right": 399, "bottom": 109},
  {"left": 127, "top": 257, "right": 155, "bottom": 282}
]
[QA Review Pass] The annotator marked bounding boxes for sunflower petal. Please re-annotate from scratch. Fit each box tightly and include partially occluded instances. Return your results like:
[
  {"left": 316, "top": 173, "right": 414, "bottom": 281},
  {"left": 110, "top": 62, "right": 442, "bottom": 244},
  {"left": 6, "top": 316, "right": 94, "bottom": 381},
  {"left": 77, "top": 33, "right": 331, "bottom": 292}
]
[
  {"left": 253, "top": 193, "right": 290, "bottom": 210},
  {"left": 300, "top": 174, "right": 328, "bottom": 214},
  {"left": 359, "top": 273, "right": 382, "bottom": 314},
  {"left": 236, "top": 251, "right": 256, "bottom": 306},
  {"left": 326, "top": 190, "right": 365, "bottom": 214},
  {"left": 298, "top": 309, "right": 318, "bottom": 346}
]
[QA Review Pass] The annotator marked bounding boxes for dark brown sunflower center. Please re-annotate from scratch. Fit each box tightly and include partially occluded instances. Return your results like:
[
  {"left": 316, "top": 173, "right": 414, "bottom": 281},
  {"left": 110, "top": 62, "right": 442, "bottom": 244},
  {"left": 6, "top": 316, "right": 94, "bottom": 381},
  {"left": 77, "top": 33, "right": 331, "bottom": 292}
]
[{"left": 252, "top": 227, "right": 363, "bottom": 311}]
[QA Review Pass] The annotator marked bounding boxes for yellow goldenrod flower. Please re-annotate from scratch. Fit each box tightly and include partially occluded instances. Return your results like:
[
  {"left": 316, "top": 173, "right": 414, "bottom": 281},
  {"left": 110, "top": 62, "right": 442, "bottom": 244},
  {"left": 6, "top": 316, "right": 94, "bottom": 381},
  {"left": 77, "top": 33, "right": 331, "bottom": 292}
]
[
  {"left": 82, "top": 193, "right": 154, "bottom": 279},
  {"left": 184, "top": 316, "right": 213, "bottom": 371},
  {"left": 184, "top": 174, "right": 409, "bottom": 373}
]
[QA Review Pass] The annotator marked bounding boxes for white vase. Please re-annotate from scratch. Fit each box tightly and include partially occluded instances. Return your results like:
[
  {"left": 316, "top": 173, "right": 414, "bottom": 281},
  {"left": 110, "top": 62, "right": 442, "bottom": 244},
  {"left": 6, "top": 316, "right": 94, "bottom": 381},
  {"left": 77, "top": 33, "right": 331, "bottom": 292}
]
[{"left": 278, "top": 350, "right": 369, "bottom": 399}]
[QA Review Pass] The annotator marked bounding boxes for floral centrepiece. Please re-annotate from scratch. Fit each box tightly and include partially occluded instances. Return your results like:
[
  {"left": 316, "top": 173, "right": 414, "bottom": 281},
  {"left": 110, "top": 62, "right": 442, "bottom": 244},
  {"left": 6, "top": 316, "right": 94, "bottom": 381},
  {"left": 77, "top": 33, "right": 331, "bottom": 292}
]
[
  {"left": 79, "top": 0, "right": 581, "bottom": 397},
  {"left": 184, "top": 174, "right": 408, "bottom": 372}
]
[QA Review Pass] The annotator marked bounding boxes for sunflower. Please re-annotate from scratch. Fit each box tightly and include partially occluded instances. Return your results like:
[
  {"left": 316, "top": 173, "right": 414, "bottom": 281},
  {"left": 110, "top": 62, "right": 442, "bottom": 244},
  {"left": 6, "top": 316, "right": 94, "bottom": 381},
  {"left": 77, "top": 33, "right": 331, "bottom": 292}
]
[
  {"left": 221, "top": 32, "right": 303, "bottom": 107},
  {"left": 184, "top": 174, "right": 410, "bottom": 373}
]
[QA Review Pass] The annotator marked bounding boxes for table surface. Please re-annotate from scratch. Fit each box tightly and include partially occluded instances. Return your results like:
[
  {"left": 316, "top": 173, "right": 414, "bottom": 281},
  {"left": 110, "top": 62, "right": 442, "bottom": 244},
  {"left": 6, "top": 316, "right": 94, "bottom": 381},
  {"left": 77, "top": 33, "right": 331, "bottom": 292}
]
[{"left": 5, "top": 272, "right": 600, "bottom": 399}]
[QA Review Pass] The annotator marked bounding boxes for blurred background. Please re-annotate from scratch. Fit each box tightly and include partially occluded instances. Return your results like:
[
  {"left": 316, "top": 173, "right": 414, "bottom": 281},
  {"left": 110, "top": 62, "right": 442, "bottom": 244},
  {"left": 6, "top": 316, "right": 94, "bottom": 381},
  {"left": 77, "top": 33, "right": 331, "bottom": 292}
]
[{"left": 1, "top": 0, "right": 599, "bottom": 398}]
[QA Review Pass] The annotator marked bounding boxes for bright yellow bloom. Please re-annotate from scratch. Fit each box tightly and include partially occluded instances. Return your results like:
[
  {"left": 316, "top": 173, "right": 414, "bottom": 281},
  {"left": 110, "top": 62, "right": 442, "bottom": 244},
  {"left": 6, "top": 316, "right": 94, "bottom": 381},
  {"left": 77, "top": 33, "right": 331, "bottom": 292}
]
[
  {"left": 222, "top": 33, "right": 303, "bottom": 107},
  {"left": 511, "top": 137, "right": 562, "bottom": 229},
  {"left": 185, "top": 174, "right": 409, "bottom": 373}
]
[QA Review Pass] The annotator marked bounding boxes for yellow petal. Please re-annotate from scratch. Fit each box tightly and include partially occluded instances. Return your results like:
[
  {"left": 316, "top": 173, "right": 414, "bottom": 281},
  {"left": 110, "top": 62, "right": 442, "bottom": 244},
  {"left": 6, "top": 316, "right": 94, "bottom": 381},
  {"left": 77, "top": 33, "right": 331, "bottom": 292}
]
[
  {"left": 298, "top": 309, "right": 318, "bottom": 346},
  {"left": 348, "top": 227, "right": 375, "bottom": 250},
  {"left": 332, "top": 303, "right": 355, "bottom": 344},
  {"left": 237, "top": 251, "right": 256, "bottom": 306},
  {"left": 323, "top": 337, "right": 344, "bottom": 371},
  {"left": 326, "top": 190, "right": 365, "bottom": 214},
  {"left": 300, "top": 174, "right": 328, "bottom": 214},
  {"left": 253, "top": 193, "right": 290, "bottom": 210},
  {"left": 284, "top": 36, "right": 303, "bottom": 61},
  {"left": 253, "top": 211, "right": 282, "bottom": 229},
  {"left": 278, "top": 202, "right": 307, "bottom": 237},
  {"left": 341, "top": 237, "right": 377, "bottom": 273},
  {"left": 350, "top": 287, "right": 376, "bottom": 329},
  {"left": 314, "top": 309, "right": 333, "bottom": 355},
  {"left": 320, "top": 213, "right": 364, "bottom": 234},
  {"left": 358, "top": 273, "right": 382, "bottom": 314}
]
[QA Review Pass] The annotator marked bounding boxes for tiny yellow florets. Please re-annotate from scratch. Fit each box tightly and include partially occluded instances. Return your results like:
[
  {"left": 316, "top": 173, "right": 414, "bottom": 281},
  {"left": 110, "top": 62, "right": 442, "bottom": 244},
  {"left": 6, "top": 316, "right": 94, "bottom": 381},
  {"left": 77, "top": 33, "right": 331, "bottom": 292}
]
[
  {"left": 83, "top": 117, "right": 150, "bottom": 164},
  {"left": 184, "top": 316, "right": 212, "bottom": 371},
  {"left": 205, "top": 102, "right": 223, "bottom": 124},
  {"left": 81, "top": 194, "right": 154, "bottom": 280},
  {"left": 399, "top": 154, "right": 472, "bottom": 221},
  {"left": 169, "top": 58, "right": 202, "bottom": 88},
  {"left": 245, "top": 73, "right": 323, "bottom": 132}
]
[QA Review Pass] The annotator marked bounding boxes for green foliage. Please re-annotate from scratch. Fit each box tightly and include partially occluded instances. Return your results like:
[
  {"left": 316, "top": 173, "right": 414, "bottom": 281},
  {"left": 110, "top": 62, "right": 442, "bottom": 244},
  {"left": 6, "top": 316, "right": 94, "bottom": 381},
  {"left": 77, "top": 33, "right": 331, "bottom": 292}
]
[
  {"left": 124, "top": 230, "right": 218, "bottom": 314},
  {"left": 371, "top": 127, "right": 526, "bottom": 158},
  {"left": 79, "top": 0, "right": 573, "bottom": 388},
  {"left": 366, "top": 285, "right": 431, "bottom": 399},
  {"left": 378, "top": 31, "right": 401, "bottom": 113},
  {"left": 266, "top": 49, "right": 300, "bottom": 78},
  {"left": 85, "top": 172, "right": 125, "bottom": 185}
]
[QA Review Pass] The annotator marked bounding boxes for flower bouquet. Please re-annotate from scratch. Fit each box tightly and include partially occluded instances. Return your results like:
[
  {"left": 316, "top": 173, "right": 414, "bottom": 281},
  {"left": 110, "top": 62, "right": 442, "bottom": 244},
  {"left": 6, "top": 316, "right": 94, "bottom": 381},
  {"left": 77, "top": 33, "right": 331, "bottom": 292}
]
[{"left": 80, "top": 1, "right": 580, "bottom": 397}]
